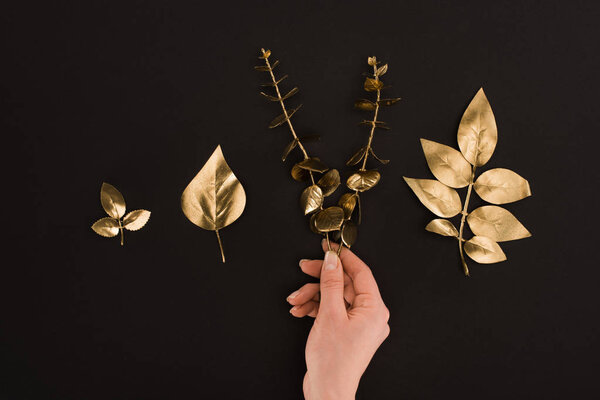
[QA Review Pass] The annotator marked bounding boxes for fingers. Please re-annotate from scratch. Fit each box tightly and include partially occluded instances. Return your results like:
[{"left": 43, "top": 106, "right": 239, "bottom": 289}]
[
  {"left": 299, "top": 259, "right": 352, "bottom": 285},
  {"left": 317, "top": 251, "right": 347, "bottom": 320},
  {"left": 290, "top": 301, "right": 319, "bottom": 318},
  {"left": 286, "top": 283, "right": 320, "bottom": 306}
]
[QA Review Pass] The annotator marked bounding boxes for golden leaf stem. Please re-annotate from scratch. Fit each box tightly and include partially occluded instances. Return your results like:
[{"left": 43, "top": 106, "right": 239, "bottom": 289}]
[
  {"left": 360, "top": 63, "right": 381, "bottom": 171},
  {"left": 215, "top": 229, "right": 226, "bottom": 263},
  {"left": 118, "top": 218, "right": 124, "bottom": 246},
  {"left": 458, "top": 166, "right": 476, "bottom": 276}
]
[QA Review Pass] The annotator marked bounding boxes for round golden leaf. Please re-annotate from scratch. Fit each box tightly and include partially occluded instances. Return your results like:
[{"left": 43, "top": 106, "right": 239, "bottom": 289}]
[
  {"left": 346, "top": 170, "right": 380, "bottom": 192},
  {"left": 314, "top": 207, "right": 345, "bottom": 232}
]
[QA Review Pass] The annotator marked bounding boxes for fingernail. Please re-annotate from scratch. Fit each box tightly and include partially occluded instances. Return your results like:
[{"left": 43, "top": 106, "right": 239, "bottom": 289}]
[
  {"left": 323, "top": 251, "right": 338, "bottom": 271},
  {"left": 290, "top": 305, "right": 299, "bottom": 313},
  {"left": 287, "top": 290, "right": 300, "bottom": 300},
  {"left": 299, "top": 259, "right": 308, "bottom": 268}
]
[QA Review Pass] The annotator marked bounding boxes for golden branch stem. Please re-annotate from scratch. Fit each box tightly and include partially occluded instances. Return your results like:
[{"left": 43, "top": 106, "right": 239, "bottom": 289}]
[
  {"left": 215, "top": 229, "right": 225, "bottom": 263},
  {"left": 458, "top": 165, "right": 476, "bottom": 276},
  {"left": 118, "top": 219, "right": 124, "bottom": 246},
  {"left": 360, "top": 63, "right": 381, "bottom": 171}
]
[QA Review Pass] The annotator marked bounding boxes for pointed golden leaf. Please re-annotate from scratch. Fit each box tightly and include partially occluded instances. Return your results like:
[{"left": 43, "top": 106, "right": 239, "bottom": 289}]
[
  {"left": 457, "top": 88, "right": 498, "bottom": 166},
  {"left": 260, "top": 75, "right": 288, "bottom": 87},
  {"left": 260, "top": 91, "right": 279, "bottom": 101},
  {"left": 91, "top": 217, "right": 119, "bottom": 238},
  {"left": 123, "top": 210, "right": 151, "bottom": 231},
  {"left": 369, "top": 147, "right": 389, "bottom": 164},
  {"left": 281, "top": 139, "right": 298, "bottom": 161},
  {"left": 340, "top": 220, "right": 358, "bottom": 247},
  {"left": 281, "top": 87, "right": 299, "bottom": 100},
  {"left": 376, "top": 64, "right": 388, "bottom": 77},
  {"left": 314, "top": 207, "right": 345, "bottom": 232},
  {"left": 101, "top": 183, "right": 126, "bottom": 219},
  {"left": 346, "top": 147, "right": 366, "bottom": 166},
  {"left": 364, "top": 77, "right": 384, "bottom": 92},
  {"left": 464, "top": 236, "right": 507, "bottom": 264},
  {"left": 254, "top": 65, "right": 270, "bottom": 72},
  {"left": 367, "top": 56, "right": 377, "bottom": 66},
  {"left": 420, "top": 138, "right": 471, "bottom": 188},
  {"left": 403, "top": 177, "right": 462, "bottom": 218},
  {"left": 269, "top": 104, "right": 302, "bottom": 128},
  {"left": 425, "top": 219, "right": 458, "bottom": 237},
  {"left": 291, "top": 163, "right": 310, "bottom": 182},
  {"left": 338, "top": 193, "right": 358, "bottom": 219},
  {"left": 355, "top": 99, "right": 377, "bottom": 111},
  {"left": 300, "top": 185, "right": 323, "bottom": 215},
  {"left": 270, "top": 60, "right": 280, "bottom": 69},
  {"left": 297, "top": 157, "right": 328, "bottom": 173},
  {"left": 467, "top": 205, "right": 531, "bottom": 242},
  {"left": 474, "top": 168, "right": 532, "bottom": 204},
  {"left": 347, "top": 170, "right": 380, "bottom": 192},
  {"left": 378, "top": 98, "right": 401, "bottom": 106},
  {"left": 317, "top": 169, "right": 340, "bottom": 196},
  {"left": 181, "top": 145, "right": 246, "bottom": 262}
]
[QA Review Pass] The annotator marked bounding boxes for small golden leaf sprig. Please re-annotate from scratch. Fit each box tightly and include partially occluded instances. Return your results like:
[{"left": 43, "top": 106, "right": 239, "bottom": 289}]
[
  {"left": 91, "top": 183, "right": 151, "bottom": 245},
  {"left": 404, "top": 88, "right": 532, "bottom": 276},
  {"left": 181, "top": 145, "right": 246, "bottom": 263}
]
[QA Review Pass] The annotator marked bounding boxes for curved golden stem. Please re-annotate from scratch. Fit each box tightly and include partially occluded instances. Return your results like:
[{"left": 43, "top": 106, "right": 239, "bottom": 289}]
[
  {"left": 458, "top": 166, "right": 476, "bottom": 276},
  {"left": 215, "top": 229, "right": 225, "bottom": 263}
]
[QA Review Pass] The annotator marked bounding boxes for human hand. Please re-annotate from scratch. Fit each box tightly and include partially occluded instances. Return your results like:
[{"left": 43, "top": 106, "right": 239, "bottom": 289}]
[{"left": 287, "top": 240, "right": 390, "bottom": 400}]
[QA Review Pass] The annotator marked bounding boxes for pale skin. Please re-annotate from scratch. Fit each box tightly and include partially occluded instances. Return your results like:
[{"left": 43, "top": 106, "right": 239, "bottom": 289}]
[{"left": 287, "top": 239, "right": 390, "bottom": 400}]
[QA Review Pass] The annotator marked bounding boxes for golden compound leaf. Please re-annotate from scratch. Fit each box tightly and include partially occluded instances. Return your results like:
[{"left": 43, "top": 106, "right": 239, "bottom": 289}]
[
  {"left": 291, "top": 163, "right": 311, "bottom": 182},
  {"left": 269, "top": 104, "right": 302, "bottom": 128},
  {"left": 314, "top": 206, "right": 345, "bottom": 232},
  {"left": 474, "top": 168, "right": 532, "bottom": 204},
  {"left": 364, "top": 77, "right": 384, "bottom": 92},
  {"left": 346, "top": 147, "right": 366, "bottom": 166},
  {"left": 181, "top": 145, "right": 246, "bottom": 262},
  {"left": 457, "top": 88, "right": 498, "bottom": 166},
  {"left": 420, "top": 138, "right": 471, "bottom": 188},
  {"left": 101, "top": 182, "right": 126, "bottom": 219},
  {"left": 317, "top": 169, "right": 341, "bottom": 197},
  {"left": 123, "top": 209, "right": 151, "bottom": 231},
  {"left": 425, "top": 219, "right": 458, "bottom": 237},
  {"left": 338, "top": 193, "right": 358, "bottom": 219},
  {"left": 467, "top": 205, "right": 531, "bottom": 242},
  {"left": 378, "top": 98, "right": 401, "bottom": 106},
  {"left": 464, "top": 236, "right": 507, "bottom": 264},
  {"left": 297, "top": 157, "right": 328, "bottom": 173},
  {"left": 369, "top": 147, "right": 389, "bottom": 164},
  {"left": 403, "top": 177, "right": 462, "bottom": 218},
  {"left": 91, "top": 217, "right": 119, "bottom": 238},
  {"left": 281, "top": 139, "right": 298, "bottom": 162},
  {"left": 355, "top": 99, "right": 377, "bottom": 111},
  {"left": 347, "top": 170, "right": 381, "bottom": 192},
  {"left": 300, "top": 185, "right": 324, "bottom": 215},
  {"left": 340, "top": 220, "right": 358, "bottom": 247}
]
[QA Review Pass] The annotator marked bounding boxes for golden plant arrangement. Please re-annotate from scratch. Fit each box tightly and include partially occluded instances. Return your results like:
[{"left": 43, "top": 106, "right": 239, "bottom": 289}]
[
  {"left": 404, "top": 88, "right": 532, "bottom": 276},
  {"left": 256, "top": 49, "right": 400, "bottom": 254},
  {"left": 91, "top": 183, "right": 151, "bottom": 245}
]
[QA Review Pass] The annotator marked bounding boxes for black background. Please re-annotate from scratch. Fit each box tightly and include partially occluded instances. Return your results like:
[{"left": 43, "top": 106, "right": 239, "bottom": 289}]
[{"left": 2, "top": 1, "right": 599, "bottom": 399}]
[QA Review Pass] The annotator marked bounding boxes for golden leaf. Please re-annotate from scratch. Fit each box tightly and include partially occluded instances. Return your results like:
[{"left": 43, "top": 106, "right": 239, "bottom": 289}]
[
  {"left": 346, "top": 147, "right": 366, "bottom": 166},
  {"left": 359, "top": 120, "right": 390, "bottom": 130},
  {"left": 259, "top": 49, "right": 271, "bottom": 59},
  {"left": 269, "top": 60, "right": 280, "bottom": 70},
  {"left": 364, "top": 77, "right": 384, "bottom": 92},
  {"left": 123, "top": 210, "right": 151, "bottom": 231},
  {"left": 457, "top": 88, "right": 498, "bottom": 166},
  {"left": 309, "top": 213, "right": 321, "bottom": 234},
  {"left": 474, "top": 168, "right": 532, "bottom": 204},
  {"left": 181, "top": 145, "right": 246, "bottom": 263},
  {"left": 367, "top": 56, "right": 377, "bottom": 66},
  {"left": 338, "top": 193, "right": 357, "bottom": 219},
  {"left": 259, "top": 91, "right": 279, "bottom": 101},
  {"left": 101, "top": 183, "right": 126, "bottom": 219},
  {"left": 291, "top": 163, "right": 310, "bottom": 182},
  {"left": 340, "top": 220, "right": 358, "bottom": 247},
  {"left": 403, "top": 177, "right": 462, "bottom": 218},
  {"left": 314, "top": 207, "right": 345, "bottom": 232},
  {"left": 297, "top": 157, "right": 328, "bottom": 173},
  {"left": 300, "top": 185, "right": 324, "bottom": 215},
  {"left": 355, "top": 99, "right": 377, "bottom": 111},
  {"left": 281, "top": 87, "right": 299, "bottom": 100},
  {"left": 281, "top": 139, "right": 298, "bottom": 161},
  {"left": 378, "top": 98, "right": 401, "bottom": 106},
  {"left": 369, "top": 147, "right": 389, "bottom": 164},
  {"left": 254, "top": 65, "right": 270, "bottom": 72},
  {"left": 260, "top": 74, "right": 288, "bottom": 87},
  {"left": 347, "top": 170, "right": 380, "bottom": 192},
  {"left": 92, "top": 217, "right": 119, "bottom": 238},
  {"left": 467, "top": 206, "right": 531, "bottom": 242},
  {"left": 269, "top": 104, "right": 302, "bottom": 128},
  {"left": 420, "top": 138, "right": 471, "bottom": 188},
  {"left": 376, "top": 64, "right": 388, "bottom": 77},
  {"left": 317, "top": 169, "right": 341, "bottom": 196},
  {"left": 464, "top": 236, "right": 507, "bottom": 264},
  {"left": 425, "top": 219, "right": 458, "bottom": 237}
]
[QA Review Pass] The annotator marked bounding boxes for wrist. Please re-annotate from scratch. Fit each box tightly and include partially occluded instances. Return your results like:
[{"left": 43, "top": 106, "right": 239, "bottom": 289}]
[{"left": 303, "top": 373, "right": 358, "bottom": 400}]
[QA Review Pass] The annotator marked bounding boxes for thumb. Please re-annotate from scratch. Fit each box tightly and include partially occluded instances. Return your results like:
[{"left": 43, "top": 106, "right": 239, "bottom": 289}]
[{"left": 318, "top": 251, "right": 347, "bottom": 319}]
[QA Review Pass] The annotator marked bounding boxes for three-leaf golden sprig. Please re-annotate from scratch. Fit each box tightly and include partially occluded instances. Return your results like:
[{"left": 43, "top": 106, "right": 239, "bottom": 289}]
[{"left": 404, "top": 88, "right": 532, "bottom": 276}]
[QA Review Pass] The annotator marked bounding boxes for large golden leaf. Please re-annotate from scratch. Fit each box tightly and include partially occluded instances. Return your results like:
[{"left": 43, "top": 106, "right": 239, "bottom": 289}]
[
  {"left": 314, "top": 207, "right": 345, "bottom": 232},
  {"left": 420, "top": 139, "right": 471, "bottom": 188},
  {"left": 403, "top": 177, "right": 462, "bottom": 218},
  {"left": 464, "top": 236, "right": 507, "bottom": 264},
  {"left": 425, "top": 219, "right": 458, "bottom": 237},
  {"left": 317, "top": 169, "right": 340, "bottom": 197},
  {"left": 467, "top": 206, "right": 531, "bottom": 242},
  {"left": 474, "top": 168, "right": 532, "bottom": 204},
  {"left": 101, "top": 183, "right": 126, "bottom": 219},
  {"left": 457, "top": 88, "right": 497, "bottom": 166},
  {"left": 291, "top": 163, "right": 310, "bottom": 182},
  {"left": 338, "top": 193, "right": 357, "bottom": 219},
  {"left": 364, "top": 77, "right": 383, "bottom": 92},
  {"left": 91, "top": 217, "right": 119, "bottom": 237},
  {"left": 340, "top": 220, "right": 358, "bottom": 247},
  {"left": 181, "top": 145, "right": 246, "bottom": 262},
  {"left": 347, "top": 170, "right": 380, "bottom": 192},
  {"left": 300, "top": 185, "right": 323, "bottom": 215},
  {"left": 123, "top": 210, "right": 151, "bottom": 231}
]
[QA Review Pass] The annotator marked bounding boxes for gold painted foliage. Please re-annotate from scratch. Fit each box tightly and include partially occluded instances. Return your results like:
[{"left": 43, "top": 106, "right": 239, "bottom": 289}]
[
  {"left": 91, "top": 183, "right": 150, "bottom": 245},
  {"left": 404, "top": 88, "right": 532, "bottom": 276},
  {"left": 181, "top": 145, "right": 246, "bottom": 263}
]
